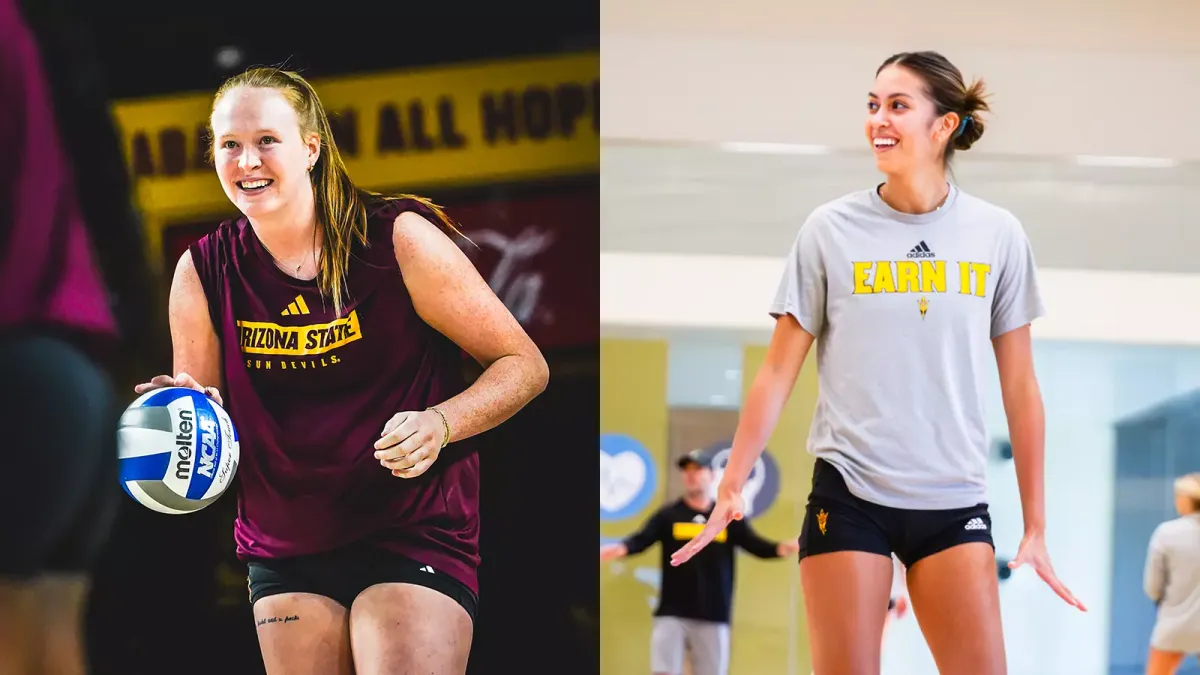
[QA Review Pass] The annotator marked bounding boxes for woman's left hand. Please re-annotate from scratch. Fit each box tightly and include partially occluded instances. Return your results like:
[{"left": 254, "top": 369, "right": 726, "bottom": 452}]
[
  {"left": 374, "top": 410, "right": 447, "bottom": 478},
  {"left": 1009, "top": 531, "right": 1087, "bottom": 611}
]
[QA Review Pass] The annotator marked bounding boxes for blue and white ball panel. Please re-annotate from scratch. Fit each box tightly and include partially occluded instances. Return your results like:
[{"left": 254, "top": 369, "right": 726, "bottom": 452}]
[{"left": 118, "top": 387, "right": 240, "bottom": 515}]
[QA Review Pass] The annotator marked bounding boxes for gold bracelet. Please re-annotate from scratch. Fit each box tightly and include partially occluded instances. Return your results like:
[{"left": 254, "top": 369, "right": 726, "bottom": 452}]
[{"left": 427, "top": 406, "right": 451, "bottom": 448}]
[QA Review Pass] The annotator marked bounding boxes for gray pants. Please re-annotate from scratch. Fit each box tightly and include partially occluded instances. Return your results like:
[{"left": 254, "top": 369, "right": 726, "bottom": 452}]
[{"left": 650, "top": 616, "right": 730, "bottom": 675}]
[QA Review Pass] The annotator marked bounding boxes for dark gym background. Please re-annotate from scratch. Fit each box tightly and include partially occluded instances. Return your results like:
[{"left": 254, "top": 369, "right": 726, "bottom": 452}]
[{"left": 22, "top": 1, "right": 599, "bottom": 673}]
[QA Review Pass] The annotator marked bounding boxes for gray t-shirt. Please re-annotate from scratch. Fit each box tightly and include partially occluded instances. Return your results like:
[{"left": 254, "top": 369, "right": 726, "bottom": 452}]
[
  {"left": 771, "top": 184, "right": 1044, "bottom": 509},
  {"left": 1145, "top": 514, "right": 1200, "bottom": 653}
]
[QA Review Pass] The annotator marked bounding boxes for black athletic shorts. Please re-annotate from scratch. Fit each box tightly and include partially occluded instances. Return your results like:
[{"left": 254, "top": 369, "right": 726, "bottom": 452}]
[
  {"left": 798, "top": 458, "right": 994, "bottom": 568},
  {"left": 246, "top": 540, "right": 479, "bottom": 622},
  {"left": 0, "top": 333, "right": 120, "bottom": 579}
]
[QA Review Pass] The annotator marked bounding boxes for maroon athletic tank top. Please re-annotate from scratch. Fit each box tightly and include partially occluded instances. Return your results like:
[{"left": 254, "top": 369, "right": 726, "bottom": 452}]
[
  {"left": 0, "top": 0, "right": 116, "bottom": 345},
  {"left": 189, "top": 198, "right": 480, "bottom": 593}
]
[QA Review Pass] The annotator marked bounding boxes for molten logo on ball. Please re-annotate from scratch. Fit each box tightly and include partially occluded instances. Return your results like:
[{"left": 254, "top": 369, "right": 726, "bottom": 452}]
[
  {"left": 175, "top": 408, "right": 194, "bottom": 479},
  {"left": 119, "top": 387, "right": 240, "bottom": 515}
]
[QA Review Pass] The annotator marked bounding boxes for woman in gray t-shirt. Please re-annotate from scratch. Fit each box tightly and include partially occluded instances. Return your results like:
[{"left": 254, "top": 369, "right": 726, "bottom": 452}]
[{"left": 670, "top": 50, "right": 1084, "bottom": 675}]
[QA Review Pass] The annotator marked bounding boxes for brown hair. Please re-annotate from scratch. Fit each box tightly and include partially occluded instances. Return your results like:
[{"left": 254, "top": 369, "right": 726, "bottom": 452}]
[
  {"left": 208, "top": 67, "right": 465, "bottom": 316},
  {"left": 877, "top": 51, "right": 991, "bottom": 166}
]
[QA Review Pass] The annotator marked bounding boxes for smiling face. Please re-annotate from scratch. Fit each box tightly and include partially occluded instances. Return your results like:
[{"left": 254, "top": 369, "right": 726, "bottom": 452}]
[
  {"left": 865, "top": 65, "right": 959, "bottom": 178},
  {"left": 211, "top": 86, "right": 320, "bottom": 219}
]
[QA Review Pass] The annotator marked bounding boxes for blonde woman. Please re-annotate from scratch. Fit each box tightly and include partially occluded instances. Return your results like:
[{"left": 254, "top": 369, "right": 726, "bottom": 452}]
[
  {"left": 1144, "top": 473, "right": 1200, "bottom": 675},
  {"left": 134, "top": 67, "right": 548, "bottom": 675}
]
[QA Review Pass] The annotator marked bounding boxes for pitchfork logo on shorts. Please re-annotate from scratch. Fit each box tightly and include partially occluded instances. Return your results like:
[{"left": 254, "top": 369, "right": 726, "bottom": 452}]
[
  {"left": 600, "top": 434, "right": 658, "bottom": 522},
  {"left": 703, "top": 440, "right": 780, "bottom": 519}
]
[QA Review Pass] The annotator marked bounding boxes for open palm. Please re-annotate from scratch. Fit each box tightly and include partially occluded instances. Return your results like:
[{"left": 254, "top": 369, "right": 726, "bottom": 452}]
[{"left": 669, "top": 492, "right": 745, "bottom": 566}]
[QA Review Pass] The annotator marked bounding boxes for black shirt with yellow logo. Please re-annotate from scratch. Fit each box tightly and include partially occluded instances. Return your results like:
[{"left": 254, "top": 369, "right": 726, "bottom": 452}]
[{"left": 622, "top": 499, "right": 782, "bottom": 624}]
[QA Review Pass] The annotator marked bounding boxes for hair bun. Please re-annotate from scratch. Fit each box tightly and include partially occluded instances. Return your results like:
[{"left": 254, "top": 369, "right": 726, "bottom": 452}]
[
  {"left": 875, "top": 52, "right": 990, "bottom": 162},
  {"left": 953, "top": 114, "right": 984, "bottom": 151},
  {"left": 953, "top": 78, "right": 989, "bottom": 151}
]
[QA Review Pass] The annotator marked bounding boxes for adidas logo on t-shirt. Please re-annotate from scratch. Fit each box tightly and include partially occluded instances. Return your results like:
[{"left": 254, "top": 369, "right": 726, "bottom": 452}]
[
  {"left": 907, "top": 241, "right": 935, "bottom": 259},
  {"left": 964, "top": 517, "right": 988, "bottom": 531}
]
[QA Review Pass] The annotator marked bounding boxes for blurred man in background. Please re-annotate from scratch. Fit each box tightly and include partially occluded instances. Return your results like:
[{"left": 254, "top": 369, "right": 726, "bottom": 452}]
[{"left": 601, "top": 450, "right": 799, "bottom": 675}]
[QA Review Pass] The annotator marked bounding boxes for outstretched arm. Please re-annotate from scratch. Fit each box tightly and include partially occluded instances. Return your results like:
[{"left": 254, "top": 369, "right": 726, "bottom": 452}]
[
  {"left": 997, "top": 326, "right": 1084, "bottom": 611},
  {"left": 996, "top": 325, "right": 1046, "bottom": 539},
  {"left": 672, "top": 216, "right": 825, "bottom": 566},
  {"left": 717, "top": 316, "right": 814, "bottom": 500},
  {"left": 602, "top": 510, "right": 663, "bottom": 562},
  {"left": 730, "top": 519, "right": 799, "bottom": 559}
]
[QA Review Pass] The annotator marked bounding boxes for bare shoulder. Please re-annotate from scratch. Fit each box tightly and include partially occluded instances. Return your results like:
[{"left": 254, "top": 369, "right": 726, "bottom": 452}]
[
  {"left": 386, "top": 206, "right": 539, "bottom": 367},
  {"left": 167, "top": 251, "right": 221, "bottom": 380},
  {"left": 172, "top": 221, "right": 235, "bottom": 290},
  {"left": 390, "top": 210, "right": 468, "bottom": 267},
  {"left": 172, "top": 249, "right": 202, "bottom": 289},
  {"left": 169, "top": 249, "right": 210, "bottom": 313}
]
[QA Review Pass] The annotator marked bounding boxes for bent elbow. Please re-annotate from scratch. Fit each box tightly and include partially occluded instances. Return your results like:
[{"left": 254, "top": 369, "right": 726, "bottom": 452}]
[{"left": 530, "top": 352, "right": 550, "bottom": 396}]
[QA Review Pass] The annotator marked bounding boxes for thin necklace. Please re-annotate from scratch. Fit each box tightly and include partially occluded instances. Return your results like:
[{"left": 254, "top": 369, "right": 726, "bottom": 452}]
[
  {"left": 878, "top": 183, "right": 951, "bottom": 212},
  {"left": 259, "top": 237, "right": 314, "bottom": 276}
]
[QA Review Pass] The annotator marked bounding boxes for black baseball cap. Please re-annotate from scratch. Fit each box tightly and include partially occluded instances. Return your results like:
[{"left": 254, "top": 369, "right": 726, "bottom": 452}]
[{"left": 677, "top": 450, "right": 710, "bottom": 469}]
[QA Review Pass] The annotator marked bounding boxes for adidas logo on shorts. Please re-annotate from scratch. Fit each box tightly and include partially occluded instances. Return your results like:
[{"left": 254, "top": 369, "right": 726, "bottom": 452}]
[{"left": 964, "top": 517, "right": 987, "bottom": 531}]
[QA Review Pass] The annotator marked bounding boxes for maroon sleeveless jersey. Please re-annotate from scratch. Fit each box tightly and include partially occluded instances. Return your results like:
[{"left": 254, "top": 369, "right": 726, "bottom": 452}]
[
  {"left": 0, "top": 0, "right": 116, "bottom": 344},
  {"left": 189, "top": 199, "right": 480, "bottom": 593}
]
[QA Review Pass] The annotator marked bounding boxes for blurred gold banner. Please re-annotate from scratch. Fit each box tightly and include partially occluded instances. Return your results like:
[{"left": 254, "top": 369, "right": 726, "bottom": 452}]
[{"left": 112, "top": 52, "right": 600, "bottom": 220}]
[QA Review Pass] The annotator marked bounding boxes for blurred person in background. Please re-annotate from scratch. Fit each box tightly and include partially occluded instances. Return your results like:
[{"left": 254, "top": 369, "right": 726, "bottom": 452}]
[
  {"left": 132, "top": 66, "right": 548, "bottom": 675},
  {"left": 0, "top": 0, "right": 159, "bottom": 672},
  {"left": 670, "top": 51, "right": 1084, "bottom": 675},
  {"left": 881, "top": 556, "right": 909, "bottom": 647},
  {"left": 1142, "top": 473, "right": 1200, "bottom": 675},
  {"left": 600, "top": 449, "right": 799, "bottom": 675}
]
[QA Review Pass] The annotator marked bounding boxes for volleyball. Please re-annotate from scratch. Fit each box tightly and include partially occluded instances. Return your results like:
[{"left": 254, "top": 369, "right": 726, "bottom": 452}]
[{"left": 117, "top": 387, "right": 240, "bottom": 514}]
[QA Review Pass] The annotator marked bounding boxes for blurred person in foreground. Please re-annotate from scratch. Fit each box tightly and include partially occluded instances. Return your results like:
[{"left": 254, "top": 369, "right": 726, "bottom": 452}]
[
  {"left": 600, "top": 450, "right": 799, "bottom": 675},
  {"left": 1143, "top": 473, "right": 1200, "bottom": 675},
  {"left": 0, "top": 0, "right": 158, "bottom": 672}
]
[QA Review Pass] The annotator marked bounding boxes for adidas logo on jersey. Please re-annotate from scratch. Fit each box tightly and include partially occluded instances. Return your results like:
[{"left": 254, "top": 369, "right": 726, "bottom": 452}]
[
  {"left": 907, "top": 240, "right": 935, "bottom": 259},
  {"left": 280, "top": 294, "right": 311, "bottom": 316},
  {"left": 419, "top": 565, "right": 435, "bottom": 574},
  {"left": 964, "top": 517, "right": 988, "bottom": 531},
  {"left": 693, "top": 515, "right": 706, "bottom": 524}
]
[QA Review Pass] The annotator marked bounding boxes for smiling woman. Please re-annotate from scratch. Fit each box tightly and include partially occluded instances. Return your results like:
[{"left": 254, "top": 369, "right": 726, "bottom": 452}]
[
  {"left": 867, "top": 51, "right": 989, "bottom": 176},
  {"left": 668, "top": 50, "right": 1083, "bottom": 675},
  {"left": 132, "top": 66, "right": 549, "bottom": 675},
  {"left": 206, "top": 68, "right": 467, "bottom": 316}
]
